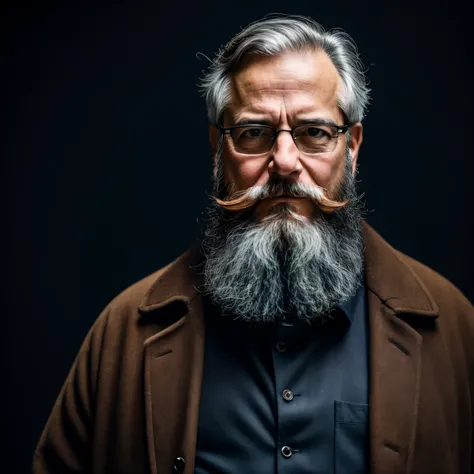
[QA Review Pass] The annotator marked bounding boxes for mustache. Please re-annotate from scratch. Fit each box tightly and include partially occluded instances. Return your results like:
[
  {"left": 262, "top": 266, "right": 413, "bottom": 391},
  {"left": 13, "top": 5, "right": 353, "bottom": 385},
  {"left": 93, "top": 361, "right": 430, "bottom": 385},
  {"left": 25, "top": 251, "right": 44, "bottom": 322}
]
[{"left": 215, "top": 178, "right": 348, "bottom": 214}]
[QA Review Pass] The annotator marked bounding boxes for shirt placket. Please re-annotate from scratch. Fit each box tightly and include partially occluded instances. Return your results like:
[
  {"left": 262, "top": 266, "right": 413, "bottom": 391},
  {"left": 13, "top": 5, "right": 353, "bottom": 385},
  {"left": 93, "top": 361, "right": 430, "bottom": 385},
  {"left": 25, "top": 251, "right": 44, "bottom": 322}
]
[{"left": 272, "top": 318, "right": 303, "bottom": 473}]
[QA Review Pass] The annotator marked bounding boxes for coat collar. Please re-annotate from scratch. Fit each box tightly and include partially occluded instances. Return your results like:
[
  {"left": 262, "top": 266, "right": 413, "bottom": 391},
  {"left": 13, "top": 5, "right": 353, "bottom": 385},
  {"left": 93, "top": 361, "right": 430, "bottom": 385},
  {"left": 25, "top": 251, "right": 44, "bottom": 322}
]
[
  {"left": 361, "top": 221, "right": 439, "bottom": 318},
  {"left": 138, "top": 245, "right": 203, "bottom": 316}
]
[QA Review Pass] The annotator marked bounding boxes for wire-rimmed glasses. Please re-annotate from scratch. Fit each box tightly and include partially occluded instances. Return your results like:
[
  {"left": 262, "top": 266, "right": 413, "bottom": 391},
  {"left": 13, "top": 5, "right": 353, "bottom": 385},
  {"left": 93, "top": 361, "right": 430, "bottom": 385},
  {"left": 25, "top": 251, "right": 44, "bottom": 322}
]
[{"left": 219, "top": 121, "right": 350, "bottom": 155}]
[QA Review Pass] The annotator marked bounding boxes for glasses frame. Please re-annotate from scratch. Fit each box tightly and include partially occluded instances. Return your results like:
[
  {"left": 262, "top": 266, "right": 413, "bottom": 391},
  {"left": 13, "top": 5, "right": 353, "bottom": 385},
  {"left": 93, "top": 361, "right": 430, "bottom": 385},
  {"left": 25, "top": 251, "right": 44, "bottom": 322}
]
[{"left": 219, "top": 121, "right": 351, "bottom": 155}]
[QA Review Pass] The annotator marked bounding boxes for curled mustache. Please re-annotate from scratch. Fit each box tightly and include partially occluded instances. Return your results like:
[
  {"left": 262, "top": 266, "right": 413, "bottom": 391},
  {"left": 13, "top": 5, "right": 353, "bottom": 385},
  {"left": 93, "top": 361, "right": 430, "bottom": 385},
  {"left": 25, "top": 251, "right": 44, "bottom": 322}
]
[{"left": 215, "top": 179, "right": 348, "bottom": 214}]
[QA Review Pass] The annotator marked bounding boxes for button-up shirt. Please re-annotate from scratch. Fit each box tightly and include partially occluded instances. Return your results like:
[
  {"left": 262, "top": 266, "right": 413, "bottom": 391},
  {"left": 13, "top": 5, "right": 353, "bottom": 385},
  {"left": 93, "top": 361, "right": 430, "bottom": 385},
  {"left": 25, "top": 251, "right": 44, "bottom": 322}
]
[{"left": 195, "top": 281, "right": 369, "bottom": 474}]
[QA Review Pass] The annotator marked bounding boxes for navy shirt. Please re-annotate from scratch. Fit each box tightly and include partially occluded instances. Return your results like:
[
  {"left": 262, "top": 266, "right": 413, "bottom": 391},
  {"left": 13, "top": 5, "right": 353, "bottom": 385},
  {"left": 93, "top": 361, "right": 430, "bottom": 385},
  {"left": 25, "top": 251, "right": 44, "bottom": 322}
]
[{"left": 195, "top": 282, "right": 369, "bottom": 474}]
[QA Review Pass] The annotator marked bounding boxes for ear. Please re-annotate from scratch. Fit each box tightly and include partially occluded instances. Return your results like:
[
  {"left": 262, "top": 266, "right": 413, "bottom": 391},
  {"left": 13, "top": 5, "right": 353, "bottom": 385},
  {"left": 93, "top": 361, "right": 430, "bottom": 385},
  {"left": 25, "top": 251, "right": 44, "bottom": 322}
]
[
  {"left": 209, "top": 125, "right": 219, "bottom": 155},
  {"left": 348, "top": 122, "right": 363, "bottom": 175}
]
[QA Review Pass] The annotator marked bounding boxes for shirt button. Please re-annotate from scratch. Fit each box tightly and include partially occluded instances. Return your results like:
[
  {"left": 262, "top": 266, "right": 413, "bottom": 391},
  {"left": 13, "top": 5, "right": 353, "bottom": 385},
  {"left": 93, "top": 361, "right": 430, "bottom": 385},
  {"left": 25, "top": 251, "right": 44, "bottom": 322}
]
[
  {"left": 281, "top": 445, "right": 293, "bottom": 458},
  {"left": 276, "top": 341, "right": 287, "bottom": 353},
  {"left": 282, "top": 389, "right": 294, "bottom": 401}
]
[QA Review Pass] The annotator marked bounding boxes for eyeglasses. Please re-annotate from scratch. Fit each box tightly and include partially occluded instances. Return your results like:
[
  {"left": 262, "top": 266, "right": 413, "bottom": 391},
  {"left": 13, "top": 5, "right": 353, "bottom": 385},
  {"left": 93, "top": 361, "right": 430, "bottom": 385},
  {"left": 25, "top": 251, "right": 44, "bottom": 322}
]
[{"left": 219, "top": 122, "right": 350, "bottom": 155}]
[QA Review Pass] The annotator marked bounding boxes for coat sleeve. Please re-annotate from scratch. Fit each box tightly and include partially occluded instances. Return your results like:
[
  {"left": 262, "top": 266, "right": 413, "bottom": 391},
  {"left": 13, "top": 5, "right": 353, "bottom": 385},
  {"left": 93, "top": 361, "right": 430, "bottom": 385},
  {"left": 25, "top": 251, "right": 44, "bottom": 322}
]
[{"left": 32, "top": 308, "right": 109, "bottom": 474}]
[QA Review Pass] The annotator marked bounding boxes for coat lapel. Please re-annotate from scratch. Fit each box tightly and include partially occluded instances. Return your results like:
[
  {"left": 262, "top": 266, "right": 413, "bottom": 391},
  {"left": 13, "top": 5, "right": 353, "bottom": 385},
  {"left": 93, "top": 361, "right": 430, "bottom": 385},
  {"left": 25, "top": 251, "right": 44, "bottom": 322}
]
[
  {"left": 368, "top": 291, "right": 423, "bottom": 474},
  {"left": 138, "top": 247, "right": 205, "bottom": 474},
  {"left": 363, "top": 224, "right": 439, "bottom": 474}
]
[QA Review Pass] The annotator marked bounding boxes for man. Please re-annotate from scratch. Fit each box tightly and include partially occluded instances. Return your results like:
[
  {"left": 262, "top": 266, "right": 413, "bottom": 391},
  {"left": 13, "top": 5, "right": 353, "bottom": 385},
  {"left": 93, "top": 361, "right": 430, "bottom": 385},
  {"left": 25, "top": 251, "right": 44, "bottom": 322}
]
[{"left": 34, "top": 15, "right": 473, "bottom": 474}]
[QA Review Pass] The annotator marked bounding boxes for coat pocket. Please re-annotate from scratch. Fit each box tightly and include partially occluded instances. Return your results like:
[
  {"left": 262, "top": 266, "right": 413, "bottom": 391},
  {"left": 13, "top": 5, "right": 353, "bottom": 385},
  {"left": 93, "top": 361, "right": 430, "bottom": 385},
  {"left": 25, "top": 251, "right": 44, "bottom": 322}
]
[{"left": 334, "top": 400, "right": 368, "bottom": 474}]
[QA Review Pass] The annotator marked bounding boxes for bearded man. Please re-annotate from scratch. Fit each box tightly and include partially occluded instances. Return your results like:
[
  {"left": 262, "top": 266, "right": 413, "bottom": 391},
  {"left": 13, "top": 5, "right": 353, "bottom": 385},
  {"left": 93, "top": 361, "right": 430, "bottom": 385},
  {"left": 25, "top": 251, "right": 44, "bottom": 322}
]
[{"left": 33, "top": 15, "right": 474, "bottom": 474}]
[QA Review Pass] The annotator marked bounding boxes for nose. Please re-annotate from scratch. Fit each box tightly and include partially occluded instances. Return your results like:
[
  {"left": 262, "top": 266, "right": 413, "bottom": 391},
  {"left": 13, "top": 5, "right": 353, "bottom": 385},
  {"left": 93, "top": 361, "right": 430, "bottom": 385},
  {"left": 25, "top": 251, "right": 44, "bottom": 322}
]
[{"left": 268, "top": 130, "right": 302, "bottom": 178}]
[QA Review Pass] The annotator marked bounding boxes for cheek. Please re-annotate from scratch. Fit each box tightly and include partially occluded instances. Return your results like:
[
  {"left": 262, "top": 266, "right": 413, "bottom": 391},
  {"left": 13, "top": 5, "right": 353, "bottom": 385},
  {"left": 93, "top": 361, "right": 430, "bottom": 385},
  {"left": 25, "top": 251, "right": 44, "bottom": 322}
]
[
  {"left": 301, "top": 152, "right": 346, "bottom": 192},
  {"left": 223, "top": 153, "right": 270, "bottom": 190}
]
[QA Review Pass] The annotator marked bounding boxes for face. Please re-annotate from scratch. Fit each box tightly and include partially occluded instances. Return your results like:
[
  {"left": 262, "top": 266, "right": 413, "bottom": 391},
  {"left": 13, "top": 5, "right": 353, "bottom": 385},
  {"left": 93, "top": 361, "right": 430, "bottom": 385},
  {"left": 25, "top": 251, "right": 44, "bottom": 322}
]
[{"left": 210, "top": 49, "right": 363, "bottom": 219}]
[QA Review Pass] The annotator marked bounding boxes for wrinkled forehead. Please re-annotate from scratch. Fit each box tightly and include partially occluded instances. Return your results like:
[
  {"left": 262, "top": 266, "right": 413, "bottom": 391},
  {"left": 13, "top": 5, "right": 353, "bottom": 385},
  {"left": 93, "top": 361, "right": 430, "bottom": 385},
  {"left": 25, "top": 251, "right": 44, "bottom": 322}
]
[{"left": 227, "top": 49, "right": 343, "bottom": 123}]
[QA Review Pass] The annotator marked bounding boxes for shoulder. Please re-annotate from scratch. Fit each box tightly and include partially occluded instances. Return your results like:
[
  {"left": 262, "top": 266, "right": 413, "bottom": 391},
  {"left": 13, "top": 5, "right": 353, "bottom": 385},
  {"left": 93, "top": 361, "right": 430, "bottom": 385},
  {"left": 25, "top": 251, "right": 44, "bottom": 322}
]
[
  {"left": 396, "top": 250, "right": 473, "bottom": 317},
  {"left": 90, "top": 246, "right": 202, "bottom": 338},
  {"left": 78, "top": 267, "right": 169, "bottom": 358},
  {"left": 390, "top": 248, "right": 474, "bottom": 394},
  {"left": 394, "top": 250, "right": 474, "bottom": 363},
  {"left": 363, "top": 222, "right": 473, "bottom": 319},
  {"left": 72, "top": 248, "right": 200, "bottom": 375},
  {"left": 105, "top": 265, "right": 170, "bottom": 317}
]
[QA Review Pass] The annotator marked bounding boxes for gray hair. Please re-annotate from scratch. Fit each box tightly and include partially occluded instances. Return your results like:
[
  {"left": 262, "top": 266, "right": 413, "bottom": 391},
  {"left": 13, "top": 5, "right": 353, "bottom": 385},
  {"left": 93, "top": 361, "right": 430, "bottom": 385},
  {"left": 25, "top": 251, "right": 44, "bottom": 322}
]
[{"left": 199, "top": 14, "right": 370, "bottom": 126}]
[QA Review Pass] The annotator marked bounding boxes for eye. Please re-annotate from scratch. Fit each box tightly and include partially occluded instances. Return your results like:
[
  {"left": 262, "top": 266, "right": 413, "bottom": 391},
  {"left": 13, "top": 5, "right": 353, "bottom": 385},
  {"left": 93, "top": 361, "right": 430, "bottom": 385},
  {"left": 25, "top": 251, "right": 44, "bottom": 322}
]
[
  {"left": 242, "top": 127, "right": 265, "bottom": 138},
  {"left": 233, "top": 126, "right": 274, "bottom": 142},
  {"left": 294, "top": 125, "right": 334, "bottom": 143},
  {"left": 304, "top": 127, "right": 328, "bottom": 138}
]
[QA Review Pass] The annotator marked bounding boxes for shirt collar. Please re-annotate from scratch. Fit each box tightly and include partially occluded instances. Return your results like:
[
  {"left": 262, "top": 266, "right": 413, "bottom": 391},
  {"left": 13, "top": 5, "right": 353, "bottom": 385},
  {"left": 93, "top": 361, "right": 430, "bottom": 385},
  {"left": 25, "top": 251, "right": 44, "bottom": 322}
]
[{"left": 338, "top": 276, "right": 365, "bottom": 325}]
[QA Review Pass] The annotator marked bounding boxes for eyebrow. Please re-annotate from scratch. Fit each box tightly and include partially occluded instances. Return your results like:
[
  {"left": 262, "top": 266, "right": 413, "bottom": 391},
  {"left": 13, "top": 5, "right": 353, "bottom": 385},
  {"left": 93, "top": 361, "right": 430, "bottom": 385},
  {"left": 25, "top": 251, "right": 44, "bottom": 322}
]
[
  {"left": 295, "top": 118, "right": 341, "bottom": 127},
  {"left": 232, "top": 118, "right": 274, "bottom": 127},
  {"left": 231, "top": 117, "right": 341, "bottom": 127}
]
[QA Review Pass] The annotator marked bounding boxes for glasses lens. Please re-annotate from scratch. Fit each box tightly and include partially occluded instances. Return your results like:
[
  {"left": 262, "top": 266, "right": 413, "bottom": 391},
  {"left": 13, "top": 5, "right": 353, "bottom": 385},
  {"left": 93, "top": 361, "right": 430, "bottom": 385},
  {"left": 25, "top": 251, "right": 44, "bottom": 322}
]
[
  {"left": 231, "top": 126, "right": 274, "bottom": 154},
  {"left": 294, "top": 125, "right": 338, "bottom": 153}
]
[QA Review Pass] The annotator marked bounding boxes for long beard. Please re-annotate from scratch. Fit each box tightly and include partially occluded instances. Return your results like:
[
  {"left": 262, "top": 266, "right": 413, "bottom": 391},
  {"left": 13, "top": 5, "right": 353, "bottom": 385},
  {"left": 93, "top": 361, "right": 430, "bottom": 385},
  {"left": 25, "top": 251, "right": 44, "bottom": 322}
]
[{"left": 201, "top": 151, "right": 364, "bottom": 325}]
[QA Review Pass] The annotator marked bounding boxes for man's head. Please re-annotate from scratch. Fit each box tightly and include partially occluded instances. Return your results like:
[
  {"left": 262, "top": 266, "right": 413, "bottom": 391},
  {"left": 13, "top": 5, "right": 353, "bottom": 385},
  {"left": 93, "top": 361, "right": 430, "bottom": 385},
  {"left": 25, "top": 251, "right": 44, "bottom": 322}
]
[{"left": 199, "top": 15, "right": 370, "bottom": 324}]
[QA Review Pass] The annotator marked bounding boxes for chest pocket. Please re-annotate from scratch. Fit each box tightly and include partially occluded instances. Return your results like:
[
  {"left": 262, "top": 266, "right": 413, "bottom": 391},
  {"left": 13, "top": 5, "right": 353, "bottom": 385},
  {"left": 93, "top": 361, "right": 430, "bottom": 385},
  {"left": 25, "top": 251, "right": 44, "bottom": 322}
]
[{"left": 334, "top": 400, "right": 369, "bottom": 474}]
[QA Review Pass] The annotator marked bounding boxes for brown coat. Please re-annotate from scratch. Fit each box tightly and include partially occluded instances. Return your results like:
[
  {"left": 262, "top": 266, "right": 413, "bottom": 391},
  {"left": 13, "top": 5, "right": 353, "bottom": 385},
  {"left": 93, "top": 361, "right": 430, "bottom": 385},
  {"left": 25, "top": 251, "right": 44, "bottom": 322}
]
[{"left": 33, "top": 223, "right": 474, "bottom": 474}]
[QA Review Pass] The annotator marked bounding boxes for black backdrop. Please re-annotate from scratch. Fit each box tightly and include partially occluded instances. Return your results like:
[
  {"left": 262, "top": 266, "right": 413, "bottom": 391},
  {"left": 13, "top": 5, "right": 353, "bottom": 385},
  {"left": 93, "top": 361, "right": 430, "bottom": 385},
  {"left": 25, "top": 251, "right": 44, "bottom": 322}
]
[{"left": 3, "top": 1, "right": 473, "bottom": 472}]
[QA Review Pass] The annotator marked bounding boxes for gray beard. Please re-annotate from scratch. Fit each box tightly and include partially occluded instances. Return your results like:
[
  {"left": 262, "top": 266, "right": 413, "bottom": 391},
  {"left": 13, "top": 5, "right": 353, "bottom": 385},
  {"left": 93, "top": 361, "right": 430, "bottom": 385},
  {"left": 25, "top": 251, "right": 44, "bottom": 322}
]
[{"left": 201, "top": 152, "right": 364, "bottom": 325}]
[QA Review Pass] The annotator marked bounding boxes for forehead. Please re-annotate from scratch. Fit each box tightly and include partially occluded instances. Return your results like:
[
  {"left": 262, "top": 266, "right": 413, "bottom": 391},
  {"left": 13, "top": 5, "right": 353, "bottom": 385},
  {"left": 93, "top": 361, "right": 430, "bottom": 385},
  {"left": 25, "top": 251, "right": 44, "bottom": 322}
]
[{"left": 227, "top": 49, "right": 342, "bottom": 122}]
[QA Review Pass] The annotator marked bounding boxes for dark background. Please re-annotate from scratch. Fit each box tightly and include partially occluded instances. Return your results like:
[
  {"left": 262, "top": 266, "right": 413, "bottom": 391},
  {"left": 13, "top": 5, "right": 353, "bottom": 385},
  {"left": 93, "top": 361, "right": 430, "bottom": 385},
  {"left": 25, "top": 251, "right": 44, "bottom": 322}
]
[{"left": 3, "top": 0, "right": 473, "bottom": 472}]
